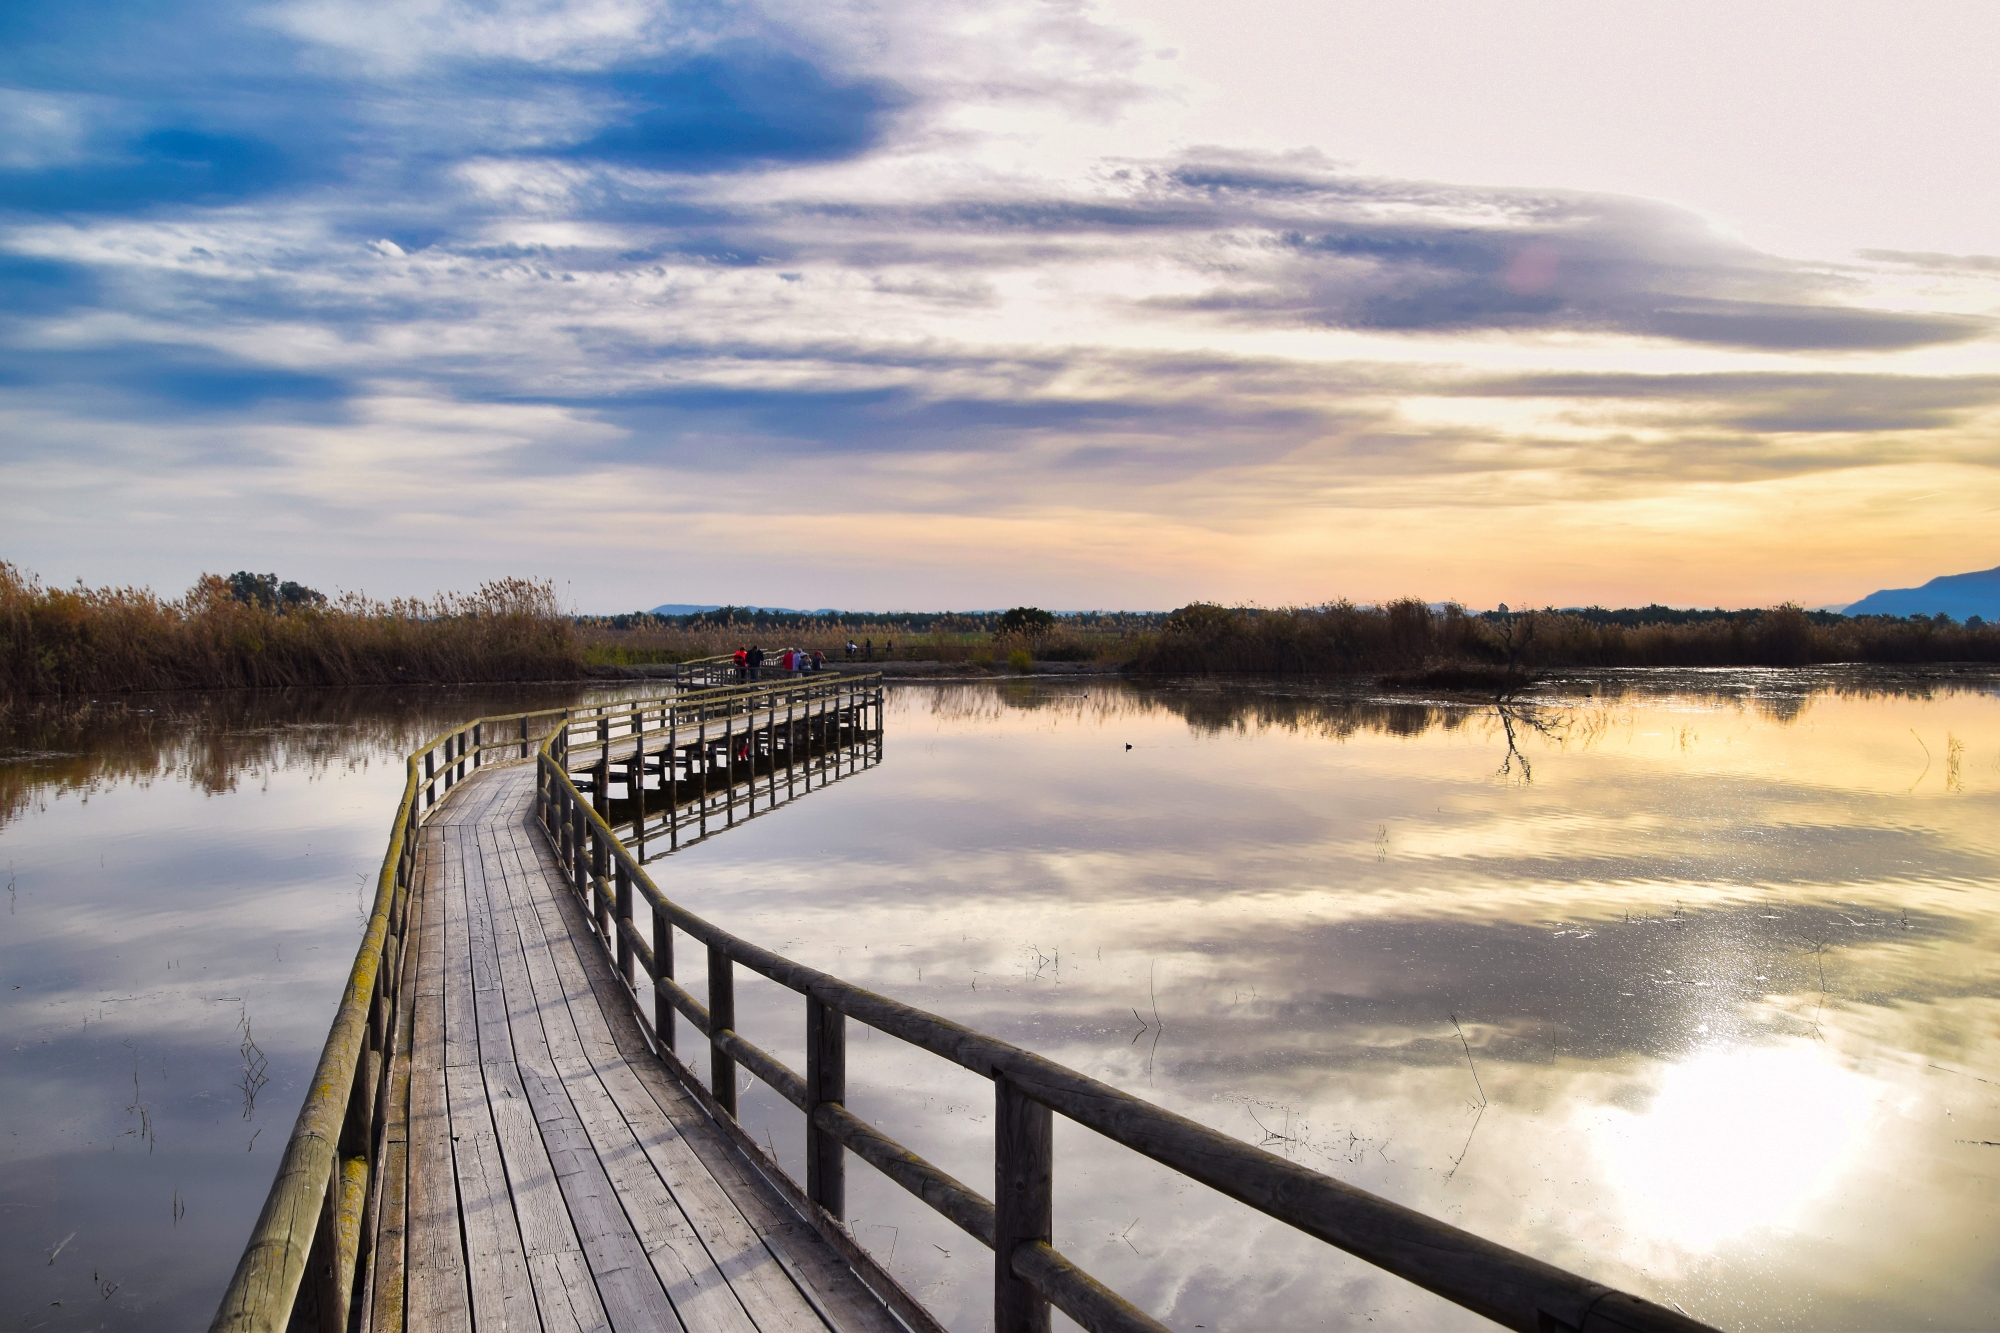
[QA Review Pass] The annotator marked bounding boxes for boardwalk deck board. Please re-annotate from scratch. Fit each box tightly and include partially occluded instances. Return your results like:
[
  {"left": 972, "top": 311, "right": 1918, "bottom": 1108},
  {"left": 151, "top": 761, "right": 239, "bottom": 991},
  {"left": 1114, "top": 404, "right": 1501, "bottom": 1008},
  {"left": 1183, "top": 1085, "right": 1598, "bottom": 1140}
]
[
  {"left": 484, "top": 826, "right": 770, "bottom": 1333},
  {"left": 493, "top": 812, "right": 907, "bottom": 1333},
  {"left": 235, "top": 684, "right": 1712, "bottom": 1333},
  {"left": 492, "top": 817, "right": 844, "bottom": 1333},
  {"left": 378, "top": 761, "right": 905, "bottom": 1333},
  {"left": 406, "top": 844, "right": 472, "bottom": 1333}
]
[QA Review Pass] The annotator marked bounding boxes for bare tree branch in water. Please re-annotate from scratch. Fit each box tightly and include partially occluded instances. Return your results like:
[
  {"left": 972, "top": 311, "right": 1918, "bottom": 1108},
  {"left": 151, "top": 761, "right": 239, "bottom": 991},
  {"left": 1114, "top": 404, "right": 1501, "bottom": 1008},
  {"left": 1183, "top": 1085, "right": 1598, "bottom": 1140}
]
[
  {"left": 1445, "top": 1014, "right": 1490, "bottom": 1183},
  {"left": 237, "top": 1004, "right": 269, "bottom": 1119},
  {"left": 1493, "top": 702, "right": 1567, "bottom": 781}
]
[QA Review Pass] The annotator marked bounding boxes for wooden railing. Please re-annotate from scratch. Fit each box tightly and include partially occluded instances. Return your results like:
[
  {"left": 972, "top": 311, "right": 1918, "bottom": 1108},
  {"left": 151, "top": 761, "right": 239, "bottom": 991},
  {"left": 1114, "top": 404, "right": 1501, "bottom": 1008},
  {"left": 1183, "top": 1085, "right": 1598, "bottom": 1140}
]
[
  {"left": 667, "top": 652, "right": 741, "bottom": 689},
  {"left": 209, "top": 675, "right": 879, "bottom": 1333},
  {"left": 216, "top": 669, "right": 1721, "bottom": 1333},
  {"left": 208, "top": 701, "right": 588, "bottom": 1333},
  {"left": 662, "top": 650, "right": 836, "bottom": 690},
  {"left": 555, "top": 670, "right": 882, "bottom": 858},
  {"left": 536, "top": 700, "right": 1722, "bottom": 1333}
]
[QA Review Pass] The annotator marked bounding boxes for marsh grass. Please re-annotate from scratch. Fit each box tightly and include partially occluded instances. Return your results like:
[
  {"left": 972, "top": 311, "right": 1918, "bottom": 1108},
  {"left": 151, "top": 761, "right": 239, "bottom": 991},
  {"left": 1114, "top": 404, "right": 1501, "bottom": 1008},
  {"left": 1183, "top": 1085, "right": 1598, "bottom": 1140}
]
[
  {"left": 1, "top": 563, "right": 582, "bottom": 702},
  {"left": 1130, "top": 600, "right": 2000, "bottom": 676},
  {"left": 577, "top": 619, "right": 1144, "bottom": 666}
]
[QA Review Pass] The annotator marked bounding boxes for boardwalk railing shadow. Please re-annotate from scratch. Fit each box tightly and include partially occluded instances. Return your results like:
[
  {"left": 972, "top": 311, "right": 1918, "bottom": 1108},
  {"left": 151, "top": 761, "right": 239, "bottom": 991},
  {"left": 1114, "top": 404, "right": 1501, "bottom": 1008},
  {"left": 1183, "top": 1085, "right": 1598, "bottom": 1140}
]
[{"left": 213, "top": 673, "right": 1721, "bottom": 1333}]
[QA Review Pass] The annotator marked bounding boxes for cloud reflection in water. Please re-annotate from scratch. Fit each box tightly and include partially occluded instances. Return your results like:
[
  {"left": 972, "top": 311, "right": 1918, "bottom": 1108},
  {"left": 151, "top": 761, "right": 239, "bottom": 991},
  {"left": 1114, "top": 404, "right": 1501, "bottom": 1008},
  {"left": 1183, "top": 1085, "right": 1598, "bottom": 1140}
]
[{"left": 653, "top": 670, "right": 2000, "bottom": 1331}]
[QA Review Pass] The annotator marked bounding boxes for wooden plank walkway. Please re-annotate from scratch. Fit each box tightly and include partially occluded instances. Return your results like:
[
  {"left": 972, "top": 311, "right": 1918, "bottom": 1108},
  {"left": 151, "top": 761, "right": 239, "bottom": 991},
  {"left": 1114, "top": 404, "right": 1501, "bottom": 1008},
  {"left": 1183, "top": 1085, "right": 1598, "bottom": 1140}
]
[{"left": 371, "top": 760, "right": 908, "bottom": 1333}]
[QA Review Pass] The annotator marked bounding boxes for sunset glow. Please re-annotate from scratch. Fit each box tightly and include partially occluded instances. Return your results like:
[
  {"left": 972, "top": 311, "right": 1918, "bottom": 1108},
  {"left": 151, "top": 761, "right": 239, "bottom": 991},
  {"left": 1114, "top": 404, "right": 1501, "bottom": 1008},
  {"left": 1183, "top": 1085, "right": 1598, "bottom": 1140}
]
[{"left": 4, "top": 1, "right": 1997, "bottom": 607}]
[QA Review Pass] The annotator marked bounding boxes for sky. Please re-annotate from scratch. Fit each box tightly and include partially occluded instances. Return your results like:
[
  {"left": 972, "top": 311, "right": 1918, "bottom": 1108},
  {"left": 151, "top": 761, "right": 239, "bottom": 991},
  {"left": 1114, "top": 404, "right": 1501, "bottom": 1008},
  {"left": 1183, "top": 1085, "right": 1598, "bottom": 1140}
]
[{"left": 3, "top": 0, "right": 1998, "bottom": 613}]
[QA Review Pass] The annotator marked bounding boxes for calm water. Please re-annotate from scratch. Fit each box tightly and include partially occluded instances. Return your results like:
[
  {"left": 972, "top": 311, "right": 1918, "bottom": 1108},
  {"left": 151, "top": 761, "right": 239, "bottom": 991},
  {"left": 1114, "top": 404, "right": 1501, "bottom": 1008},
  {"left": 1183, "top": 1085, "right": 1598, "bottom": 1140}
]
[{"left": 4, "top": 672, "right": 1998, "bottom": 1331}]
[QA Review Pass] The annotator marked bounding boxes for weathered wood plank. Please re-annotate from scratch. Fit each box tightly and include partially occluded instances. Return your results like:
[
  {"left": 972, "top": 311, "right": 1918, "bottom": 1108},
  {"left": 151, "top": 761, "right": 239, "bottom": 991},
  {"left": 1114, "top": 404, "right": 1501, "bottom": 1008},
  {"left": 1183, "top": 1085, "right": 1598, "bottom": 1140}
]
[
  {"left": 473, "top": 824, "right": 687, "bottom": 1333},
  {"left": 491, "top": 810, "right": 849, "bottom": 1333},
  {"left": 493, "top": 793, "right": 905, "bottom": 1333},
  {"left": 487, "top": 821, "right": 770, "bottom": 1333},
  {"left": 461, "top": 829, "right": 612, "bottom": 1333},
  {"left": 446, "top": 1063, "right": 541, "bottom": 1332},
  {"left": 437, "top": 809, "right": 541, "bottom": 1332},
  {"left": 363, "top": 850, "right": 424, "bottom": 1333},
  {"left": 526, "top": 1250, "right": 609, "bottom": 1333},
  {"left": 390, "top": 759, "right": 912, "bottom": 1333},
  {"left": 406, "top": 831, "right": 472, "bottom": 1333},
  {"left": 441, "top": 823, "right": 481, "bottom": 1073}
]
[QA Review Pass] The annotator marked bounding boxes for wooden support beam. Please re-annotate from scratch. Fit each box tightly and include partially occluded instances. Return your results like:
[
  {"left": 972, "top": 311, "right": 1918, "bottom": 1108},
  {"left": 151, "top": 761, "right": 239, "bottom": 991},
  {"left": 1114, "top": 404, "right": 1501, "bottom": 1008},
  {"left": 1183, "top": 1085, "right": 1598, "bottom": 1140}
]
[
  {"left": 806, "top": 997, "right": 846, "bottom": 1219},
  {"left": 708, "top": 945, "right": 737, "bottom": 1119},
  {"left": 995, "top": 1076, "right": 1053, "bottom": 1333}
]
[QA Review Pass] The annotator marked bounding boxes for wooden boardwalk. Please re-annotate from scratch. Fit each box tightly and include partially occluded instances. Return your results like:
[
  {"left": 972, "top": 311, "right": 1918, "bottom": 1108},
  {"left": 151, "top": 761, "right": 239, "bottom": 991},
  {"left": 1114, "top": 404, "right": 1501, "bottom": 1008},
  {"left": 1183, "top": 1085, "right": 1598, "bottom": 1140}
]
[
  {"left": 377, "top": 761, "right": 905, "bottom": 1333},
  {"left": 218, "top": 681, "right": 1717, "bottom": 1333}
]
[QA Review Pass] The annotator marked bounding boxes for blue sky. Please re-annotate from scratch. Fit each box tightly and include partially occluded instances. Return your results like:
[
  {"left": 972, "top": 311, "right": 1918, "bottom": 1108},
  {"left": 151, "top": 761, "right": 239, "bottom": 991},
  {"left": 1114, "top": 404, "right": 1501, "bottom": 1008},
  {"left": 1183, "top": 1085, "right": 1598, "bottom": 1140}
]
[{"left": 4, "top": 0, "right": 1997, "bottom": 610}]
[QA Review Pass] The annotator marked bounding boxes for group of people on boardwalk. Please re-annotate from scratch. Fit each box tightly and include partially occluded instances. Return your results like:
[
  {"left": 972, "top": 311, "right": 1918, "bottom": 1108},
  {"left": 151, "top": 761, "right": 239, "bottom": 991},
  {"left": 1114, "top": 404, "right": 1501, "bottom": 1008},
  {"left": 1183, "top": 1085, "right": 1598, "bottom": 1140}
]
[{"left": 732, "top": 645, "right": 825, "bottom": 682}]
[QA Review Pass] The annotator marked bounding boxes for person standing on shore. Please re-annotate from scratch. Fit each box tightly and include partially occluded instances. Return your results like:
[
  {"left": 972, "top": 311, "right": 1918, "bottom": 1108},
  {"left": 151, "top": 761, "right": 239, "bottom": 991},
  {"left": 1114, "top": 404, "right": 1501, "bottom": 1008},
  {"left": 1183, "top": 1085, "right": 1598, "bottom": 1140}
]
[{"left": 864, "top": 638, "right": 873, "bottom": 661}]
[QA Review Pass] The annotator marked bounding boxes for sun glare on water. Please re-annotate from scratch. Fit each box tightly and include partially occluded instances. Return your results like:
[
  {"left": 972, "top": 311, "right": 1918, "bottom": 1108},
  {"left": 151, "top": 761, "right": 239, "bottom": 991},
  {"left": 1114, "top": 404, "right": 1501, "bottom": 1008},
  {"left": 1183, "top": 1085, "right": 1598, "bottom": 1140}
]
[{"left": 1593, "top": 1041, "right": 1885, "bottom": 1252}]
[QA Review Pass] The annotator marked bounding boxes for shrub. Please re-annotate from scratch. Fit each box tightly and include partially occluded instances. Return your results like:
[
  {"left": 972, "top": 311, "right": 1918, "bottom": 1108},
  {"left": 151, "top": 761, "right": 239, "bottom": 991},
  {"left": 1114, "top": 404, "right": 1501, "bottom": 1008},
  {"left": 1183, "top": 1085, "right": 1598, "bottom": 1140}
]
[{"left": 997, "top": 607, "right": 1057, "bottom": 637}]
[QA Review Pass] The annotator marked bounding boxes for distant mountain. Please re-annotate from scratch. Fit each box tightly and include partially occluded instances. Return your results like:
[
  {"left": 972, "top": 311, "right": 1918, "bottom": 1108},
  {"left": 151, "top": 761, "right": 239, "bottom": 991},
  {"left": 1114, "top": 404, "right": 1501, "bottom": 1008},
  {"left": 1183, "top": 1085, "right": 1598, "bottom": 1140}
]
[
  {"left": 1845, "top": 564, "right": 2000, "bottom": 620},
  {"left": 647, "top": 603, "right": 841, "bottom": 616}
]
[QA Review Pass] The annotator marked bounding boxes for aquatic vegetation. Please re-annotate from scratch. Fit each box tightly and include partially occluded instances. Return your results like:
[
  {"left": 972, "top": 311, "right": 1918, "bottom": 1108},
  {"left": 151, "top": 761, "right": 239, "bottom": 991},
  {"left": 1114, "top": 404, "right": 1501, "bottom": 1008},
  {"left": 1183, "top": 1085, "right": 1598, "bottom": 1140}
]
[
  {"left": 1130, "top": 599, "right": 2000, "bottom": 675},
  {"left": 0, "top": 563, "right": 583, "bottom": 701}
]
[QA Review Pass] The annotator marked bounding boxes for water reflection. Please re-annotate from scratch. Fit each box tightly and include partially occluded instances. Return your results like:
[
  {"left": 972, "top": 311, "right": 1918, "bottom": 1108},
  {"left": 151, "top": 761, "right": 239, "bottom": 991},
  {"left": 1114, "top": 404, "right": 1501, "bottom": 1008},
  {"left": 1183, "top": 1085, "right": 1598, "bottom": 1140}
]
[
  {"left": 644, "top": 669, "right": 2000, "bottom": 1332},
  {"left": 4, "top": 670, "right": 1996, "bottom": 1331},
  {"left": 0, "top": 684, "right": 617, "bottom": 1330}
]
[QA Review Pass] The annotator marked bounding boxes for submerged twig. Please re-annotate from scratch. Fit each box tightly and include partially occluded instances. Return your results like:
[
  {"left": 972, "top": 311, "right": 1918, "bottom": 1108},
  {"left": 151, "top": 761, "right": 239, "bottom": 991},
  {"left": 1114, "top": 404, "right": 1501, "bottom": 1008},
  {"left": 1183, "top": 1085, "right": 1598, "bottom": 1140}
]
[{"left": 1450, "top": 1014, "right": 1488, "bottom": 1108}]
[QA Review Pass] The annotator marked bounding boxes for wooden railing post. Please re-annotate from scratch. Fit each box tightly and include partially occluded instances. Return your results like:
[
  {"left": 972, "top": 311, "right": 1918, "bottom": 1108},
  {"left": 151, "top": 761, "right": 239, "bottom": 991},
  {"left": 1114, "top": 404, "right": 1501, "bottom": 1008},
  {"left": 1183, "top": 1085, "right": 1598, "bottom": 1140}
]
[
  {"left": 423, "top": 749, "right": 435, "bottom": 808},
  {"left": 472, "top": 722, "right": 482, "bottom": 770},
  {"left": 668, "top": 716, "right": 680, "bottom": 851},
  {"left": 723, "top": 713, "right": 735, "bottom": 827},
  {"left": 653, "top": 906, "right": 674, "bottom": 1053},
  {"left": 520, "top": 714, "right": 530, "bottom": 759},
  {"left": 995, "top": 1076, "right": 1053, "bottom": 1333},
  {"left": 614, "top": 860, "right": 634, "bottom": 985},
  {"left": 593, "top": 828, "right": 612, "bottom": 943},
  {"left": 807, "top": 997, "right": 846, "bottom": 1218},
  {"left": 709, "top": 945, "right": 737, "bottom": 1118},
  {"left": 632, "top": 738, "right": 646, "bottom": 857}
]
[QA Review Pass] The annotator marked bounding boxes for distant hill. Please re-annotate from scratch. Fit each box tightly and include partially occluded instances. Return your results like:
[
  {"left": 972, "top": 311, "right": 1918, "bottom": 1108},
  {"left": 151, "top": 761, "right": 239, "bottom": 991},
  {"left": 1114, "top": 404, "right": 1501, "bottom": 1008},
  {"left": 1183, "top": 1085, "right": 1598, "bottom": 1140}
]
[
  {"left": 647, "top": 603, "right": 839, "bottom": 616},
  {"left": 1845, "top": 564, "right": 2000, "bottom": 620}
]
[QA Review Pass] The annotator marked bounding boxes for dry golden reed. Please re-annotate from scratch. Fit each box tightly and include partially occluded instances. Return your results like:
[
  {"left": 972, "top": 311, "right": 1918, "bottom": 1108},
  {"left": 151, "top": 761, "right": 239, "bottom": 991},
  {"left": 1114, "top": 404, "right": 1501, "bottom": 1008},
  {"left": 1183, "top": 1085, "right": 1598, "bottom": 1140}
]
[{"left": 0, "top": 563, "right": 583, "bottom": 701}]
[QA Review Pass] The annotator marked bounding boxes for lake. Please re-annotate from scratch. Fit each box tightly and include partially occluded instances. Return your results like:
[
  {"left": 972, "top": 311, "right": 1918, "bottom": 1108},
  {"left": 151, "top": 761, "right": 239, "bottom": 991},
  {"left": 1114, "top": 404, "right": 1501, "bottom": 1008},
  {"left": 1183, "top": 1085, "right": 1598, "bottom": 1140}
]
[{"left": 3, "top": 669, "right": 1997, "bottom": 1331}]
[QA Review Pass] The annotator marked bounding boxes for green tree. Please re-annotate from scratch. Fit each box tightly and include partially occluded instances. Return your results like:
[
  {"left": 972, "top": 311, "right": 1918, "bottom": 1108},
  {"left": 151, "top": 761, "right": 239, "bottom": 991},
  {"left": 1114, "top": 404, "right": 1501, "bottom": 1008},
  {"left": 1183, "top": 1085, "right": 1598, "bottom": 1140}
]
[
  {"left": 227, "top": 571, "right": 326, "bottom": 612},
  {"left": 997, "top": 606, "right": 1056, "bottom": 637}
]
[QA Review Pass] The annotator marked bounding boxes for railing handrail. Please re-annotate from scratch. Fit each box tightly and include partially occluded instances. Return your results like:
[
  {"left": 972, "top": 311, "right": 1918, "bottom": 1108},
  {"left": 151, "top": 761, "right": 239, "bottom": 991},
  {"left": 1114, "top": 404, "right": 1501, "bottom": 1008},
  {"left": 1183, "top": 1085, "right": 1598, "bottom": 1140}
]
[
  {"left": 208, "top": 687, "right": 706, "bottom": 1333},
  {"left": 558, "top": 671, "right": 882, "bottom": 757},
  {"left": 535, "top": 699, "right": 1719, "bottom": 1333},
  {"left": 211, "top": 675, "right": 876, "bottom": 1333},
  {"left": 216, "top": 674, "right": 1718, "bottom": 1333}
]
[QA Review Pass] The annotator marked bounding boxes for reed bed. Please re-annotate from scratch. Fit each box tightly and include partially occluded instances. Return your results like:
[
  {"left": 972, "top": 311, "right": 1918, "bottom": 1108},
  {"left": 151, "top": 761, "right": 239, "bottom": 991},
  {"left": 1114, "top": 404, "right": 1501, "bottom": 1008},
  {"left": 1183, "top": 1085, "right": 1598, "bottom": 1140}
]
[
  {"left": 578, "top": 616, "right": 1139, "bottom": 667},
  {"left": 1128, "top": 600, "right": 2000, "bottom": 676},
  {"left": 0, "top": 564, "right": 584, "bottom": 703}
]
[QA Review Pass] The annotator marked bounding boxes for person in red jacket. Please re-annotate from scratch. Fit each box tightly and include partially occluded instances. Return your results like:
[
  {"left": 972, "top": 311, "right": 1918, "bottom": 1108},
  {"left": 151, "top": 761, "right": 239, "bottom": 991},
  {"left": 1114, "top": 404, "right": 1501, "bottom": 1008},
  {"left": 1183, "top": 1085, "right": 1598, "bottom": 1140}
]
[{"left": 733, "top": 647, "right": 748, "bottom": 683}]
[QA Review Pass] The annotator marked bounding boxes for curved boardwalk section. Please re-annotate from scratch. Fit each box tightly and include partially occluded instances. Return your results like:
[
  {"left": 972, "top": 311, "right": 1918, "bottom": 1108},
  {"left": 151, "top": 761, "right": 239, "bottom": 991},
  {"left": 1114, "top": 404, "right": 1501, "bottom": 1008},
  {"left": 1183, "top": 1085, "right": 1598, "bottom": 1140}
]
[
  {"left": 388, "top": 763, "right": 903, "bottom": 1333},
  {"left": 218, "top": 678, "right": 1721, "bottom": 1333}
]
